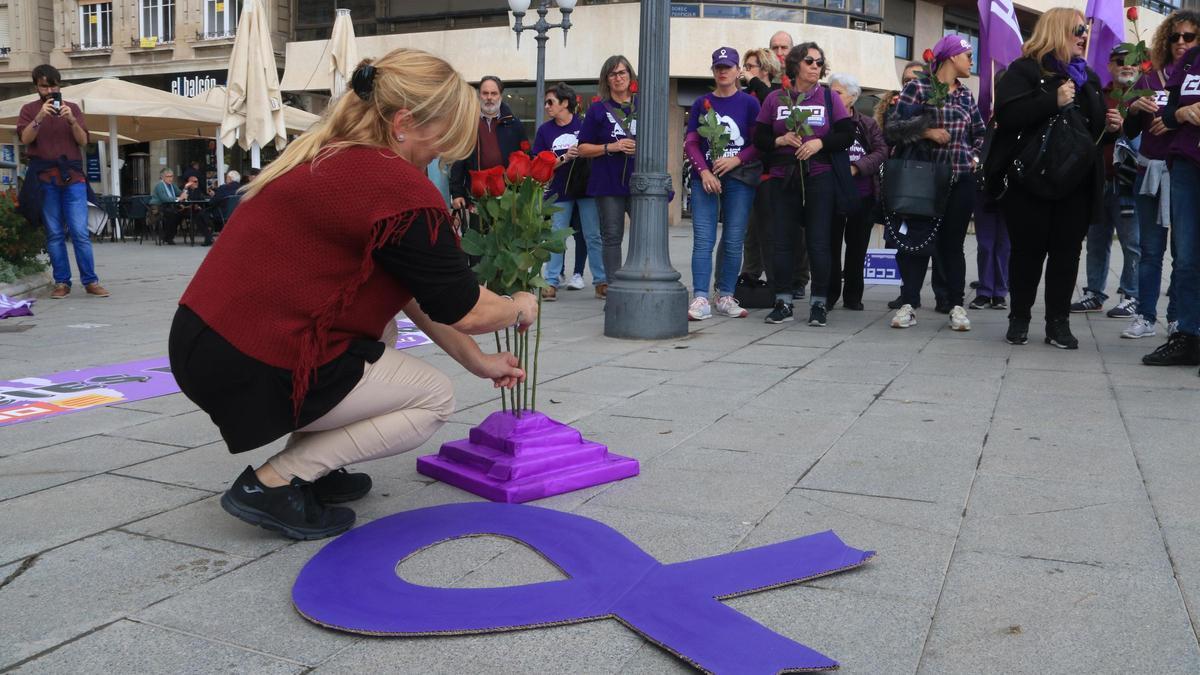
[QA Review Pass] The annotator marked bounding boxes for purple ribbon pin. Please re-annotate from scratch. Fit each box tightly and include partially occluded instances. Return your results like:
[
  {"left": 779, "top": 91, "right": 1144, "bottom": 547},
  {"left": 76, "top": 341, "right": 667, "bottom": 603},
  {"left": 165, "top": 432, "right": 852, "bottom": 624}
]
[{"left": 293, "top": 503, "right": 874, "bottom": 672}]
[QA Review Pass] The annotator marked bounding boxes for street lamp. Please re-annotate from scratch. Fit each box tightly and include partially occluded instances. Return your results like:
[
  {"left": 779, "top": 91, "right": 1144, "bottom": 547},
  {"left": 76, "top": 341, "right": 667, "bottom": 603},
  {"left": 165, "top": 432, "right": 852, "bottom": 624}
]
[
  {"left": 603, "top": 0, "right": 688, "bottom": 339},
  {"left": 507, "top": 0, "right": 576, "bottom": 129}
]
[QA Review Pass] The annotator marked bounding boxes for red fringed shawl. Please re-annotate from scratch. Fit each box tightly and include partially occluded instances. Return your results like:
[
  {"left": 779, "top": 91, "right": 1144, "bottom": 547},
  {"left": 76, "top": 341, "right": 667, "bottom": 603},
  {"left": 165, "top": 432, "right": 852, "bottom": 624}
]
[{"left": 180, "top": 146, "right": 451, "bottom": 418}]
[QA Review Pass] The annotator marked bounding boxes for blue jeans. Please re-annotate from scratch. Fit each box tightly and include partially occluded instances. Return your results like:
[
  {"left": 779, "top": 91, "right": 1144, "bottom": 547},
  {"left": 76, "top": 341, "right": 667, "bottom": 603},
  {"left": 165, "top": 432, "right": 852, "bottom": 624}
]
[
  {"left": 1084, "top": 180, "right": 1139, "bottom": 300},
  {"left": 690, "top": 176, "right": 755, "bottom": 298},
  {"left": 1134, "top": 171, "right": 1177, "bottom": 323},
  {"left": 41, "top": 181, "right": 97, "bottom": 286},
  {"left": 1171, "top": 159, "right": 1200, "bottom": 336},
  {"left": 546, "top": 198, "right": 605, "bottom": 287}
]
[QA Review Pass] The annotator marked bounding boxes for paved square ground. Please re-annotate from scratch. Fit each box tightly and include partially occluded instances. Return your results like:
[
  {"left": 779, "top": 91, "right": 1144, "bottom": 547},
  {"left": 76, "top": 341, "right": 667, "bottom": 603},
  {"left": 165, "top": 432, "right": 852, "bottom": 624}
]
[{"left": 1, "top": 225, "right": 1197, "bottom": 673}]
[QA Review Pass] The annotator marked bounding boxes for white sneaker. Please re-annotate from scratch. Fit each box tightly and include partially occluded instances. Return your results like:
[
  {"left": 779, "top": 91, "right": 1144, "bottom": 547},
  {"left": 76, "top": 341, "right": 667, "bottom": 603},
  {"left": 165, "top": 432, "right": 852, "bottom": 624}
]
[
  {"left": 1121, "top": 315, "right": 1157, "bottom": 339},
  {"left": 948, "top": 305, "right": 971, "bottom": 331},
  {"left": 688, "top": 296, "right": 712, "bottom": 321},
  {"left": 714, "top": 295, "right": 748, "bottom": 318},
  {"left": 1167, "top": 320, "right": 1179, "bottom": 336},
  {"left": 566, "top": 273, "right": 585, "bottom": 290},
  {"left": 891, "top": 304, "right": 917, "bottom": 328}
]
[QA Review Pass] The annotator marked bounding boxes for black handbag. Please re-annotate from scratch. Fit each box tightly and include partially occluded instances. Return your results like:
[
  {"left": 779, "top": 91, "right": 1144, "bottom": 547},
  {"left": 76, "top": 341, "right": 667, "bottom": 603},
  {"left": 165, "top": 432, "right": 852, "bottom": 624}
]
[
  {"left": 1006, "top": 104, "right": 1096, "bottom": 200},
  {"left": 880, "top": 142, "right": 952, "bottom": 219},
  {"left": 563, "top": 157, "right": 591, "bottom": 199}
]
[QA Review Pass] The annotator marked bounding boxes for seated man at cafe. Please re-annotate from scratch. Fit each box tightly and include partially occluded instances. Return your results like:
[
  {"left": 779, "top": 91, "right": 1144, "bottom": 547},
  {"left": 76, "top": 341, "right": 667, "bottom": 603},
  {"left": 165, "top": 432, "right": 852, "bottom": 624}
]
[
  {"left": 204, "top": 169, "right": 241, "bottom": 237},
  {"left": 149, "top": 167, "right": 190, "bottom": 245}
]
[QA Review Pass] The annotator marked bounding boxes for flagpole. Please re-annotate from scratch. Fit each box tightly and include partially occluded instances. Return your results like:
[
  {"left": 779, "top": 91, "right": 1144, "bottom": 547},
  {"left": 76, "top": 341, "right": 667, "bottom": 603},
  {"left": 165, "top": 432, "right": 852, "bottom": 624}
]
[{"left": 1083, "top": 18, "right": 1094, "bottom": 62}]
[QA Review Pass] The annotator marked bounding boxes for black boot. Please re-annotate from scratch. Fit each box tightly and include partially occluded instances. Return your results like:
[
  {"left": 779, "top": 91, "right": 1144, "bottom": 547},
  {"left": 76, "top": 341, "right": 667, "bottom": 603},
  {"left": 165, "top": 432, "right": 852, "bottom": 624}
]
[
  {"left": 1006, "top": 318, "right": 1030, "bottom": 345},
  {"left": 1045, "top": 317, "right": 1079, "bottom": 350},
  {"left": 1142, "top": 332, "right": 1200, "bottom": 366},
  {"left": 220, "top": 466, "right": 355, "bottom": 540}
]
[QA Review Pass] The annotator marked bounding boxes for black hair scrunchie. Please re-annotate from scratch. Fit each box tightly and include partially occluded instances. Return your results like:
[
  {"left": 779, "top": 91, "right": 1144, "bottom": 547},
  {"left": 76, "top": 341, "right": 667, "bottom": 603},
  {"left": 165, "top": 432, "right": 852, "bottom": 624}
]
[{"left": 351, "top": 63, "right": 376, "bottom": 101}]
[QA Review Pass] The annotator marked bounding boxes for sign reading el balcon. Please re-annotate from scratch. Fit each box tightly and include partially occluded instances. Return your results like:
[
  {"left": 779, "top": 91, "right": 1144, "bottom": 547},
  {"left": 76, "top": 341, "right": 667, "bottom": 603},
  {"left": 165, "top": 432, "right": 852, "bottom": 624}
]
[{"left": 170, "top": 73, "right": 224, "bottom": 98}]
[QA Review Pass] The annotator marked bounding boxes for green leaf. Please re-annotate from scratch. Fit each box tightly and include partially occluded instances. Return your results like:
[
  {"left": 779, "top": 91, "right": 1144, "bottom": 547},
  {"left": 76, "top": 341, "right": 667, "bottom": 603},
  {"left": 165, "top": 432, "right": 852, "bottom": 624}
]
[{"left": 460, "top": 230, "right": 485, "bottom": 256}]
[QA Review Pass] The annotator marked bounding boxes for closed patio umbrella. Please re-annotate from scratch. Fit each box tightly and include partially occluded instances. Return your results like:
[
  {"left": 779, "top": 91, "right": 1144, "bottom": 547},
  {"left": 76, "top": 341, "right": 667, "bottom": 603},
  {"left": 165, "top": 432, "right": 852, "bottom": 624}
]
[
  {"left": 329, "top": 8, "right": 359, "bottom": 101},
  {"left": 221, "top": 0, "right": 286, "bottom": 168},
  {"left": 194, "top": 85, "right": 317, "bottom": 176}
]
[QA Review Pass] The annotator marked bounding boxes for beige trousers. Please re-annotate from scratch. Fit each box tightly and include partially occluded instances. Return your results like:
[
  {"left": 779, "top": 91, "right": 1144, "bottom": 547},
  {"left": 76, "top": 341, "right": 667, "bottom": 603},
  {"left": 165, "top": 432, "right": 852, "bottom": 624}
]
[{"left": 268, "top": 321, "right": 455, "bottom": 482}]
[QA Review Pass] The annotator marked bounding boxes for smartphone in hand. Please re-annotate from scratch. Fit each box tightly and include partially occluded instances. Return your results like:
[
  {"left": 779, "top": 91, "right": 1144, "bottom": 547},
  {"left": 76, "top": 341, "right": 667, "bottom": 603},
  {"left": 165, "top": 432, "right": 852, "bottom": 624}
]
[{"left": 50, "top": 92, "right": 62, "bottom": 114}]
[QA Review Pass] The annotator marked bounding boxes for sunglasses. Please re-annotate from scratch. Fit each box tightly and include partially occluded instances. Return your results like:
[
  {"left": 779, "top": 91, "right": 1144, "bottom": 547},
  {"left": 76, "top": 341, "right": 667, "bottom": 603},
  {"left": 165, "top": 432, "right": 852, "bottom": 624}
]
[
  {"left": 1074, "top": 24, "right": 1089, "bottom": 38},
  {"left": 801, "top": 57, "right": 826, "bottom": 67},
  {"left": 1170, "top": 32, "right": 1198, "bottom": 44}
]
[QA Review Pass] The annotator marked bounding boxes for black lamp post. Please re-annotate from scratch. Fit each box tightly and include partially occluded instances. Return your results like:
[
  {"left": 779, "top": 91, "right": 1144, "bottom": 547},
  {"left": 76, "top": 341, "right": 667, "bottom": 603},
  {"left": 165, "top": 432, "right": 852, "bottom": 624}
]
[
  {"left": 603, "top": 0, "right": 688, "bottom": 339},
  {"left": 507, "top": 0, "right": 576, "bottom": 129}
]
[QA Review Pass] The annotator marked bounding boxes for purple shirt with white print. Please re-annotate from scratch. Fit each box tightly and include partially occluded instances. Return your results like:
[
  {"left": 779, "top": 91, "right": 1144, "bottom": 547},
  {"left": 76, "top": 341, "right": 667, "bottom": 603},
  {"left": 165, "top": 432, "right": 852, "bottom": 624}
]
[
  {"left": 532, "top": 115, "right": 584, "bottom": 201},
  {"left": 578, "top": 97, "right": 637, "bottom": 197},
  {"left": 1132, "top": 68, "right": 1175, "bottom": 161},
  {"left": 756, "top": 84, "right": 850, "bottom": 179},
  {"left": 683, "top": 91, "right": 761, "bottom": 182},
  {"left": 1166, "top": 46, "right": 1200, "bottom": 167}
]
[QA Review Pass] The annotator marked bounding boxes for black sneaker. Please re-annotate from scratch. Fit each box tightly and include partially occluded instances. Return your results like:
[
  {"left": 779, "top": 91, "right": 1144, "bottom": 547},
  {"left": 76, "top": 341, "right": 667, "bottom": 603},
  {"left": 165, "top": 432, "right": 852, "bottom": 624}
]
[
  {"left": 1070, "top": 292, "right": 1104, "bottom": 313},
  {"left": 792, "top": 287, "right": 806, "bottom": 300},
  {"left": 1106, "top": 296, "right": 1138, "bottom": 319},
  {"left": 765, "top": 299, "right": 794, "bottom": 324},
  {"left": 843, "top": 301, "right": 864, "bottom": 311},
  {"left": 1142, "top": 332, "right": 1200, "bottom": 366},
  {"left": 313, "top": 468, "right": 373, "bottom": 503},
  {"left": 970, "top": 280, "right": 981, "bottom": 289},
  {"left": 220, "top": 466, "right": 356, "bottom": 540},
  {"left": 968, "top": 296, "right": 991, "bottom": 310},
  {"left": 808, "top": 302, "right": 828, "bottom": 327},
  {"left": 1045, "top": 317, "right": 1079, "bottom": 350},
  {"left": 1006, "top": 318, "right": 1030, "bottom": 345},
  {"left": 887, "top": 295, "right": 904, "bottom": 310},
  {"left": 990, "top": 296, "right": 1008, "bottom": 310},
  {"left": 934, "top": 303, "right": 953, "bottom": 315}
]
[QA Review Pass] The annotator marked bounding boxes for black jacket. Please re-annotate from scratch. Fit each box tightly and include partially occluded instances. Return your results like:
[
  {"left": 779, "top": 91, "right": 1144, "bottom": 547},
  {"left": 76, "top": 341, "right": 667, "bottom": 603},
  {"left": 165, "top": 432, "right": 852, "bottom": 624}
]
[
  {"left": 983, "top": 56, "right": 1113, "bottom": 217},
  {"left": 449, "top": 103, "right": 527, "bottom": 200}
]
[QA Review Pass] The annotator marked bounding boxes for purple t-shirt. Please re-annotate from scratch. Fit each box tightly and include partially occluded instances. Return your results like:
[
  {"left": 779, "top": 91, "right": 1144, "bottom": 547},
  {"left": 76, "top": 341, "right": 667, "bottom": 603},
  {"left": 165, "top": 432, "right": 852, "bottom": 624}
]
[
  {"left": 578, "top": 97, "right": 637, "bottom": 197},
  {"left": 756, "top": 84, "right": 850, "bottom": 179},
  {"left": 846, "top": 133, "right": 873, "bottom": 198},
  {"left": 684, "top": 91, "right": 760, "bottom": 178},
  {"left": 1167, "top": 47, "right": 1200, "bottom": 166},
  {"left": 1135, "top": 69, "right": 1174, "bottom": 161},
  {"left": 532, "top": 115, "right": 584, "bottom": 201}
]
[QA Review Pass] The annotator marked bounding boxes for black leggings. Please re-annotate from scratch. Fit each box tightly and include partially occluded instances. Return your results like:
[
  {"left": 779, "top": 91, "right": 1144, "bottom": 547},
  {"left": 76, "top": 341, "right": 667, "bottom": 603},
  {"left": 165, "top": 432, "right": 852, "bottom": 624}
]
[
  {"left": 897, "top": 175, "right": 975, "bottom": 308},
  {"left": 769, "top": 172, "right": 835, "bottom": 302},
  {"left": 1001, "top": 182, "right": 1091, "bottom": 322},
  {"left": 828, "top": 196, "right": 876, "bottom": 307}
]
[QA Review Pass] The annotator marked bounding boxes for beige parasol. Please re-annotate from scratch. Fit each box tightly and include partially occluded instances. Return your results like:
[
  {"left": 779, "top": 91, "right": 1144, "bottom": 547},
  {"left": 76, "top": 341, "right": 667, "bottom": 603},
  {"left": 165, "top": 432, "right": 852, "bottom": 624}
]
[
  {"left": 221, "top": 0, "right": 286, "bottom": 166},
  {"left": 329, "top": 8, "right": 360, "bottom": 101}
]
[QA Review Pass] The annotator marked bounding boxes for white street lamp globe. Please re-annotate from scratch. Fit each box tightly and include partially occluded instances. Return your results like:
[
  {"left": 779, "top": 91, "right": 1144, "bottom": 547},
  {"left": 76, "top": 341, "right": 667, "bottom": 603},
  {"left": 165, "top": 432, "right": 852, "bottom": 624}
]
[
  {"left": 508, "top": 0, "right": 532, "bottom": 12},
  {"left": 557, "top": 0, "right": 578, "bottom": 9}
]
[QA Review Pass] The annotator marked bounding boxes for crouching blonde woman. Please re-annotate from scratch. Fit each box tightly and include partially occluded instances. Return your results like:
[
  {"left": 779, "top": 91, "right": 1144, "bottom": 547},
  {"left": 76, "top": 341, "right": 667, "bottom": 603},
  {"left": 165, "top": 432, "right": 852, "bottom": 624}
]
[{"left": 168, "top": 49, "right": 539, "bottom": 540}]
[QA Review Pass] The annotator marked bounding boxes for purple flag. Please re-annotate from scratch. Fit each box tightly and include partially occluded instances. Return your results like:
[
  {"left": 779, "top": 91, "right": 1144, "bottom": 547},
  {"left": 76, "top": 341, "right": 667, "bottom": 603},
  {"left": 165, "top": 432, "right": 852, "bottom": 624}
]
[
  {"left": 977, "top": 0, "right": 1025, "bottom": 121},
  {"left": 1086, "top": 0, "right": 1124, "bottom": 86}
]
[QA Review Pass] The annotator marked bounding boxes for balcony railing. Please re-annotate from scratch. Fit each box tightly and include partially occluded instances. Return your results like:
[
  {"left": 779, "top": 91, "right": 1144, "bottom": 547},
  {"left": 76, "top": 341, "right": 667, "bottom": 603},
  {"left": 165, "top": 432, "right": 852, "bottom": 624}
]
[{"left": 197, "top": 29, "right": 236, "bottom": 41}]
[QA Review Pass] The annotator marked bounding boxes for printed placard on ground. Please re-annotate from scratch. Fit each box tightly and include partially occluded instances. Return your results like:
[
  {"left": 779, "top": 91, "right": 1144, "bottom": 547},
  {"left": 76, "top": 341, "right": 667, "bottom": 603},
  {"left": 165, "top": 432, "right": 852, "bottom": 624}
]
[{"left": 864, "top": 248, "right": 901, "bottom": 286}]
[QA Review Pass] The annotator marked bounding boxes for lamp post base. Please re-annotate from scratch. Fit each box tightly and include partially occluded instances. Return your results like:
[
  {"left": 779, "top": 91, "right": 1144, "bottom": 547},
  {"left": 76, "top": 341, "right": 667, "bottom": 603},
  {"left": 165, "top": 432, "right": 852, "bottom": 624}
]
[{"left": 604, "top": 280, "right": 688, "bottom": 339}]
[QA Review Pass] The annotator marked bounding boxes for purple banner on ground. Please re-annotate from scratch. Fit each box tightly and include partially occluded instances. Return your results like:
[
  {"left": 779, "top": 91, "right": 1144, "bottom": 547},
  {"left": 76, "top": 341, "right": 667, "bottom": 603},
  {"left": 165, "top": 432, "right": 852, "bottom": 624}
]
[
  {"left": 0, "top": 319, "right": 431, "bottom": 427},
  {"left": 0, "top": 294, "right": 35, "bottom": 320}
]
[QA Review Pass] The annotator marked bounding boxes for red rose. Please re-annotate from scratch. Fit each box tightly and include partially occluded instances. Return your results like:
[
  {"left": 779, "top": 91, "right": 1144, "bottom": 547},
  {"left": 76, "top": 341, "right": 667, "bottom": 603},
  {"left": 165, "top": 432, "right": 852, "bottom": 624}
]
[
  {"left": 781, "top": 75, "right": 792, "bottom": 90},
  {"left": 922, "top": 48, "right": 935, "bottom": 63},
  {"left": 1126, "top": 6, "right": 1138, "bottom": 21},
  {"left": 1141, "top": 59, "right": 1152, "bottom": 72},
  {"left": 519, "top": 140, "right": 531, "bottom": 153},
  {"left": 629, "top": 80, "right": 639, "bottom": 94},
  {"left": 703, "top": 98, "right": 712, "bottom": 111},
  {"left": 591, "top": 95, "right": 601, "bottom": 103},
  {"left": 530, "top": 151, "right": 557, "bottom": 183},
  {"left": 482, "top": 166, "right": 505, "bottom": 196},
  {"left": 506, "top": 151, "right": 532, "bottom": 183},
  {"left": 469, "top": 170, "right": 488, "bottom": 199}
]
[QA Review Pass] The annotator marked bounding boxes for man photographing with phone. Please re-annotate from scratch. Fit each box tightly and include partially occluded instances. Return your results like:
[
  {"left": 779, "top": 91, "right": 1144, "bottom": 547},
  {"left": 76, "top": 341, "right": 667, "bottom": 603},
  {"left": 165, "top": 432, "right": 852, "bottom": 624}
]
[{"left": 16, "top": 64, "right": 110, "bottom": 299}]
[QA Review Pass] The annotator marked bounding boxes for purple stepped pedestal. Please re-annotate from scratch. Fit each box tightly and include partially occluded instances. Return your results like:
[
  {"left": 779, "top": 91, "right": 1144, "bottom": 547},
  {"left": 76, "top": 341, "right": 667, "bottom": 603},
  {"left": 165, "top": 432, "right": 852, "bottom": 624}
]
[{"left": 416, "top": 411, "right": 639, "bottom": 503}]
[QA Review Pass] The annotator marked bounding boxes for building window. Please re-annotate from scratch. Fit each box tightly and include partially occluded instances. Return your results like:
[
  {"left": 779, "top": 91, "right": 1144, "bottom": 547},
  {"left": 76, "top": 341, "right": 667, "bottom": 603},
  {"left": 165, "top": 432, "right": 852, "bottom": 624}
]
[
  {"left": 943, "top": 24, "right": 980, "bottom": 75},
  {"left": 890, "top": 33, "right": 913, "bottom": 60},
  {"left": 0, "top": 1, "right": 10, "bottom": 57},
  {"left": 204, "top": 0, "right": 241, "bottom": 39},
  {"left": 79, "top": 2, "right": 113, "bottom": 49},
  {"left": 140, "top": 0, "right": 175, "bottom": 43}
]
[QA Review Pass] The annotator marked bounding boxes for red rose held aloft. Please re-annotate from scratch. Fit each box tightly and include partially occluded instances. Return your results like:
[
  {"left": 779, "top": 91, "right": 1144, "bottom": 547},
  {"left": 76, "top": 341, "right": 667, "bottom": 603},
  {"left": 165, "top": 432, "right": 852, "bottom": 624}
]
[
  {"left": 781, "top": 75, "right": 792, "bottom": 90},
  {"left": 1126, "top": 6, "right": 1138, "bottom": 21},
  {"left": 703, "top": 98, "right": 712, "bottom": 111},
  {"left": 923, "top": 48, "right": 935, "bottom": 63},
  {"left": 485, "top": 166, "right": 506, "bottom": 196},
  {"left": 519, "top": 140, "right": 531, "bottom": 153},
  {"left": 506, "top": 151, "right": 532, "bottom": 183},
  {"left": 629, "top": 80, "right": 639, "bottom": 94},
  {"left": 1141, "top": 59, "right": 1153, "bottom": 72},
  {"left": 469, "top": 170, "right": 488, "bottom": 199},
  {"left": 531, "top": 151, "right": 557, "bottom": 183}
]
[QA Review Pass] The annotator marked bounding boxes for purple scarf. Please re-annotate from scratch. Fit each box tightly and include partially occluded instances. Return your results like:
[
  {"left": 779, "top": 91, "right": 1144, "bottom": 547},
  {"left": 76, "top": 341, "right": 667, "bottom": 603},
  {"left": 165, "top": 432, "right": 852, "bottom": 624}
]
[{"left": 1046, "top": 55, "right": 1089, "bottom": 88}]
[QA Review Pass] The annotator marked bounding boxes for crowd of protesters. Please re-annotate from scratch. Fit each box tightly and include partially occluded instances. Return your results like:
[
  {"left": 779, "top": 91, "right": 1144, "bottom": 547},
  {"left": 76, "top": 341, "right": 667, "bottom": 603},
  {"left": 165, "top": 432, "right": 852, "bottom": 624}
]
[{"left": 446, "top": 6, "right": 1199, "bottom": 377}]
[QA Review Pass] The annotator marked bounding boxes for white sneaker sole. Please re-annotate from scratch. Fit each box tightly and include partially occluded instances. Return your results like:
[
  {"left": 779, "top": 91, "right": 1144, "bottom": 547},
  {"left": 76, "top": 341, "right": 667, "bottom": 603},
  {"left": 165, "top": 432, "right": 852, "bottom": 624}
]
[
  {"left": 891, "top": 319, "right": 916, "bottom": 329},
  {"left": 1121, "top": 331, "right": 1156, "bottom": 339}
]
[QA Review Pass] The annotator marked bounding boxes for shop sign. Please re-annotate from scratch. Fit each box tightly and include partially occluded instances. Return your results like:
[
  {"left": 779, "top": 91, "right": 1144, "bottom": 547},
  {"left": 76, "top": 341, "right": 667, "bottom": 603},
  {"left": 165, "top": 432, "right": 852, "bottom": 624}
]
[{"left": 170, "top": 73, "right": 224, "bottom": 98}]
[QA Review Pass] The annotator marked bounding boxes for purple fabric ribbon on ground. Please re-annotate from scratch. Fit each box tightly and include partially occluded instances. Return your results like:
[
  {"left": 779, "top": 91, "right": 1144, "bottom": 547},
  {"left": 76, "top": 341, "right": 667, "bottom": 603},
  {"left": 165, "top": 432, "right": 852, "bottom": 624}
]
[
  {"left": 293, "top": 502, "right": 875, "bottom": 672},
  {"left": 0, "top": 294, "right": 34, "bottom": 319}
]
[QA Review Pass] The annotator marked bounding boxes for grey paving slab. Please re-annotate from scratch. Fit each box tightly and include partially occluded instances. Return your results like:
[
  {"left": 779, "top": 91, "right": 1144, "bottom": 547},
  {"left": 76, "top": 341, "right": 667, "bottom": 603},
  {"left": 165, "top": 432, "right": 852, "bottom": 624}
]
[
  {"left": 720, "top": 343, "right": 828, "bottom": 367},
  {"left": 663, "top": 360, "right": 796, "bottom": 393},
  {"left": 918, "top": 550, "right": 1200, "bottom": 674},
  {"left": 584, "top": 461, "right": 795, "bottom": 522},
  {"left": 452, "top": 539, "right": 569, "bottom": 588},
  {"left": 0, "top": 530, "right": 246, "bottom": 669},
  {"left": 790, "top": 357, "right": 910, "bottom": 385},
  {"left": 570, "top": 412, "right": 697, "bottom": 463},
  {"left": 0, "top": 405, "right": 161, "bottom": 456},
  {"left": 798, "top": 435, "right": 980, "bottom": 506},
  {"left": 0, "top": 435, "right": 185, "bottom": 501},
  {"left": 122, "top": 495, "right": 295, "bottom": 560},
  {"left": 979, "top": 427, "right": 1144, "bottom": 486},
  {"left": 135, "top": 540, "right": 360, "bottom": 666},
  {"left": 743, "top": 379, "right": 884, "bottom": 415},
  {"left": 9, "top": 619, "right": 304, "bottom": 674},
  {"left": 109, "top": 392, "right": 203, "bottom": 416},
  {"left": 397, "top": 534, "right": 519, "bottom": 587},
  {"left": 880, "top": 371, "right": 1003, "bottom": 407},
  {"left": 607, "top": 345, "right": 727, "bottom": 371},
  {"left": 1114, "top": 384, "right": 1200, "bottom": 421},
  {"left": 572, "top": 502, "right": 755, "bottom": 565},
  {"left": 107, "top": 409, "right": 225, "bottom": 448},
  {"left": 0, "top": 473, "right": 210, "bottom": 565},
  {"left": 114, "top": 439, "right": 283, "bottom": 493},
  {"left": 618, "top": 643, "right": 694, "bottom": 674},
  {"left": 539, "top": 364, "right": 673, "bottom": 397}
]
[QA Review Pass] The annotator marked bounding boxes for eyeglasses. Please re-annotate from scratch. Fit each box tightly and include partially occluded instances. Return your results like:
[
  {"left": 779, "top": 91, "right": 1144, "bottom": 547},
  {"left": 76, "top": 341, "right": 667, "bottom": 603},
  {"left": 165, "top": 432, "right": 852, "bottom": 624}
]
[
  {"left": 608, "top": 69, "right": 630, "bottom": 79},
  {"left": 1170, "top": 32, "right": 1198, "bottom": 44},
  {"left": 744, "top": 62, "right": 760, "bottom": 70},
  {"left": 1074, "top": 24, "right": 1089, "bottom": 38},
  {"left": 801, "top": 57, "right": 826, "bottom": 67}
]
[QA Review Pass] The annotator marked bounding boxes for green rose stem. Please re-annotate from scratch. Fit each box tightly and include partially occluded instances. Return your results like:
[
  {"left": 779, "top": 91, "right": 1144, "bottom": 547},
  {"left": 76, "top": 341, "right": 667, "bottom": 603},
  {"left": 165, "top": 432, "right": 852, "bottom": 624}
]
[
  {"left": 532, "top": 295, "right": 542, "bottom": 411},
  {"left": 496, "top": 331, "right": 506, "bottom": 413}
]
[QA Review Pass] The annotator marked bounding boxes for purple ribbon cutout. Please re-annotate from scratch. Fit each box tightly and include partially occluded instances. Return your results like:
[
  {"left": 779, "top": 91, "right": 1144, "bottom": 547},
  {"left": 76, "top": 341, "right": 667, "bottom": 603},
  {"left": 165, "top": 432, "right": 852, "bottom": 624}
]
[{"left": 293, "top": 503, "right": 874, "bottom": 672}]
